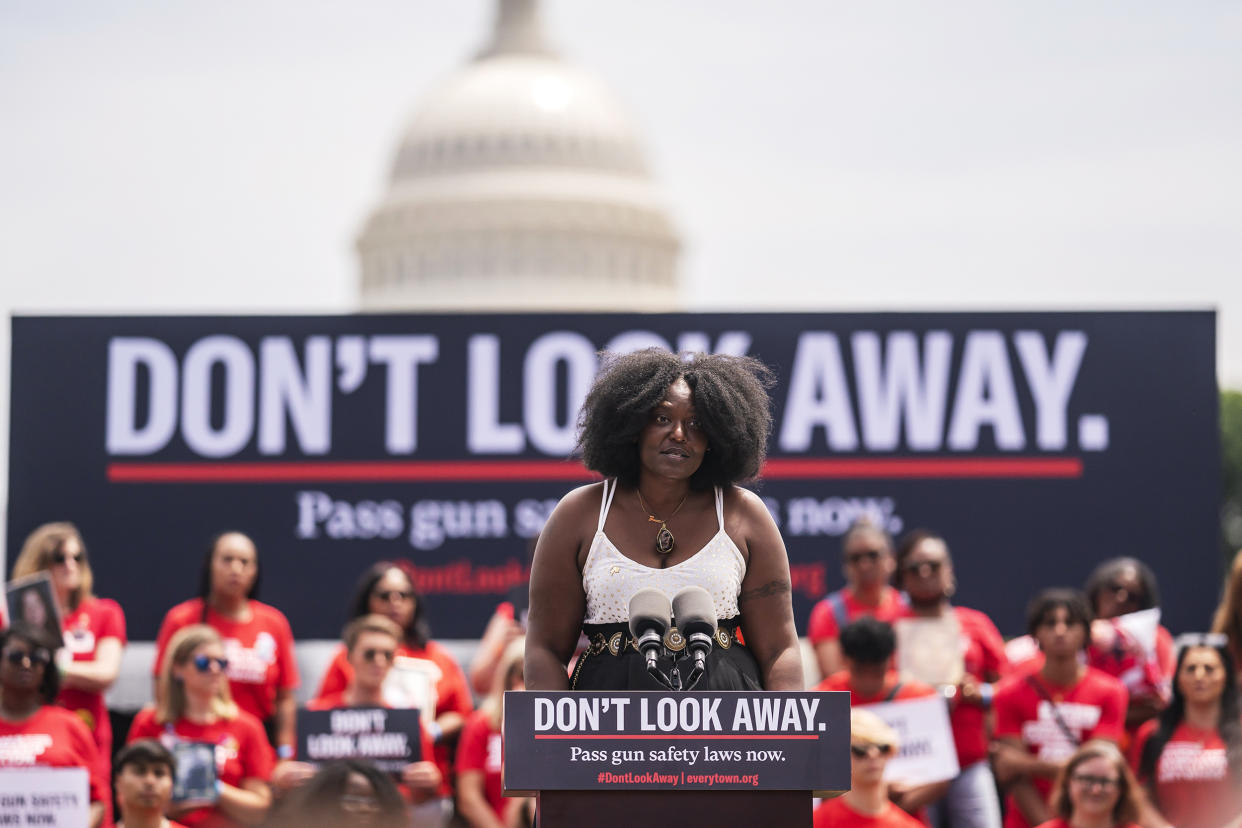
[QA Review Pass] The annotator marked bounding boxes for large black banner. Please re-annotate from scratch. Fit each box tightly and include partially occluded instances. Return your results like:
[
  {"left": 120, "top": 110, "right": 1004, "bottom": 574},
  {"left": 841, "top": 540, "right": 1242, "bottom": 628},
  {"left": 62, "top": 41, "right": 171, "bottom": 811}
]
[{"left": 6, "top": 312, "right": 1218, "bottom": 640}]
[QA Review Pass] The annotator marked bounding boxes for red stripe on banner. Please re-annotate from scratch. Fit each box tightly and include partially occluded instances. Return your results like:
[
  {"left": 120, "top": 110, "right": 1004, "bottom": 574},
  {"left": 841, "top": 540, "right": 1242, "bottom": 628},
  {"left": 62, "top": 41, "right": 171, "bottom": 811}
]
[
  {"left": 106, "top": 456, "right": 1082, "bottom": 484},
  {"left": 532, "top": 734, "right": 821, "bottom": 740}
]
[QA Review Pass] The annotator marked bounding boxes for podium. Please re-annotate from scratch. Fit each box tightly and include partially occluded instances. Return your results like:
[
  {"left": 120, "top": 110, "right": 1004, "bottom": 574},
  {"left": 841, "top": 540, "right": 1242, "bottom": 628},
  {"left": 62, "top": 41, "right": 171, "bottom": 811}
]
[{"left": 504, "top": 691, "right": 850, "bottom": 828}]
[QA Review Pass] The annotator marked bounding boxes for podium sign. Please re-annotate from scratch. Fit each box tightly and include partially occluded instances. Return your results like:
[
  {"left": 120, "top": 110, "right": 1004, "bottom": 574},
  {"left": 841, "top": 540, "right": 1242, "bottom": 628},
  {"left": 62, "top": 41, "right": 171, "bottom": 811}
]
[{"left": 503, "top": 691, "right": 850, "bottom": 794}]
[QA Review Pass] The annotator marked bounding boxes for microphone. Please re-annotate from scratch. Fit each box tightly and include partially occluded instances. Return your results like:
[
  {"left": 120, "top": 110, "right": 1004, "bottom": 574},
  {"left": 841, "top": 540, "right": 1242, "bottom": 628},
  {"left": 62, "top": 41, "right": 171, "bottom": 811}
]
[
  {"left": 628, "top": 588, "right": 674, "bottom": 689},
  {"left": 672, "top": 586, "right": 717, "bottom": 690}
]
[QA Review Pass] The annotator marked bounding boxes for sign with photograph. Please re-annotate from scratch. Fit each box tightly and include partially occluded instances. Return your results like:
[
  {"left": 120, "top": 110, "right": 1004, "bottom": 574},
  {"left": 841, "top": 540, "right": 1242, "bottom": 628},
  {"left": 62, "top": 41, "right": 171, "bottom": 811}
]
[
  {"left": 6, "top": 312, "right": 1218, "bottom": 639},
  {"left": 4, "top": 572, "right": 64, "bottom": 648}
]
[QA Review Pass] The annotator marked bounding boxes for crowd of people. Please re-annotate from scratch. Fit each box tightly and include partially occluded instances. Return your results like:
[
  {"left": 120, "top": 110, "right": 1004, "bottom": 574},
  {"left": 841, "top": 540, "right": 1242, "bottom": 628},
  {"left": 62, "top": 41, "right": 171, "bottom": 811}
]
[{"left": 2, "top": 348, "right": 1241, "bottom": 828}]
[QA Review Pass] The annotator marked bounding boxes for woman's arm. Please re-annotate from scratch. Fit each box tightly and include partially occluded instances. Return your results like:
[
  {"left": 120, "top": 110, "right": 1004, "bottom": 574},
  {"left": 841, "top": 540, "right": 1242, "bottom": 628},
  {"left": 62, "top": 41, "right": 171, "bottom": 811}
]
[
  {"left": 215, "top": 778, "right": 272, "bottom": 825},
  {"left": 457, "top": 769, "right": 506, "bottom": 828},
  {"left": 60, "top": 637, "right": 123, "bottom": 693},
  {"left": 734, "top": 489, "right": 804, "bottom": 691},
  {"left": 469, "top": 609, "right": 523, "bottom": 696},
  {"left": 525, "top": 487, "right": 592, "bottom": 691}
]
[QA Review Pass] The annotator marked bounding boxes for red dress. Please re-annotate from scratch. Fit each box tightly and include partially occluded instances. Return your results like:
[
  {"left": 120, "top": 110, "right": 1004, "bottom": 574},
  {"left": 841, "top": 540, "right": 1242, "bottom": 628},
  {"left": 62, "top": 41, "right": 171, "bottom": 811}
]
[
  {"left": 0, "top": 705, "right": 108, "bottom": 807},
  {"left": 994, "top": 666, "right": 1128, "bottom": 828},
  {"left": 58, "top": 596, "right": 127, "bottom": 757},
  {"left": 813, "top": 796, "right": 926, "bottom": 827},
  {"left": 1129, "top": 719, "right": 1242, "bottom": 828},
  {"left": 315, "top": 639, "right": 472, "bottom": 793},
  {"left": 127, "top": 706, "right": 275, "bottom": 828},
  {"left": 457, "top": 710, "right": 506, "bottom": 820},
  {"left": 153, "top": 599, "right": 299, "bottom": 725}
]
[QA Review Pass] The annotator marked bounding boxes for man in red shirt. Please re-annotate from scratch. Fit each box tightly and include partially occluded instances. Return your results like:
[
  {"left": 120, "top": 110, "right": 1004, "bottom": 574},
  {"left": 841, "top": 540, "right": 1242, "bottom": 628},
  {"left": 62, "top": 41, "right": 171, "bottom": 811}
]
[
  {"left": 992, "top": 589, "right": 1129, "bottom": 828},
  {"left": 114, "top": 739, "right": 187, "bottom": 828},
  {"left": 808, "top": 520, "right": 908, "bottom": 679}
]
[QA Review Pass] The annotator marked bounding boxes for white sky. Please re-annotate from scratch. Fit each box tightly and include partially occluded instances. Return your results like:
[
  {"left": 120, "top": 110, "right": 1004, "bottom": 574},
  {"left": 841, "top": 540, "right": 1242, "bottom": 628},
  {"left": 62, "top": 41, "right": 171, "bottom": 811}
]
[{"left": 2, "top": 0, "right": 1241, "bottom": 528}]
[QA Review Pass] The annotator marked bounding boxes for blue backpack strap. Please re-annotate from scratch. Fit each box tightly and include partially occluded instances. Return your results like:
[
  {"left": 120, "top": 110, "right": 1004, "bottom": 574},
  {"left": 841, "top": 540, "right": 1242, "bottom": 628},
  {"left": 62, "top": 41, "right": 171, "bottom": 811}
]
[{"left": 828, "top": 590, "right": 849, "bottom": 633}]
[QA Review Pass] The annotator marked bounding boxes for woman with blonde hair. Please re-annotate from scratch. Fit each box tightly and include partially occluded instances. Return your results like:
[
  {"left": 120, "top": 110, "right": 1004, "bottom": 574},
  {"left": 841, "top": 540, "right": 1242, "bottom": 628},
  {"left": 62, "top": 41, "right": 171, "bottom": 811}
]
[
  {"left": 457, "top": 637, "right": 532, "bottom": 828},
  {"left": 1211, "top": 549, "right": 1242, "bottom": 682},
  {"left": 12, "top": 522, "right": 126, "bottom": 761},
  {"left": 1036, "top": 741, "right": 1141, "bottom": 828},
  {"left": 128, "top": 624, "right": 274, "bottom": 827}
]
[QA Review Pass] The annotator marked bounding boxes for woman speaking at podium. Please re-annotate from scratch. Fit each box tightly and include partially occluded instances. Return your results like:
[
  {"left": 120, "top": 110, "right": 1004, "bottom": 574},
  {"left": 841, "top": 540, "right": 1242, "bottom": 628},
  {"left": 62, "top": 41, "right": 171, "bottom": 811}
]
[{"left": 525, "top": 349, "right": 804, "bottom": 692}]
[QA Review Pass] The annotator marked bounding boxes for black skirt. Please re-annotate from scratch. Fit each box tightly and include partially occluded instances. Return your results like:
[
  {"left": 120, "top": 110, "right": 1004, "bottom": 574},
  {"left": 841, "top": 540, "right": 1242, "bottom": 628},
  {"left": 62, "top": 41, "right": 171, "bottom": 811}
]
[{"left": 570, "top": 618, "right": 763, "bottom": 691}]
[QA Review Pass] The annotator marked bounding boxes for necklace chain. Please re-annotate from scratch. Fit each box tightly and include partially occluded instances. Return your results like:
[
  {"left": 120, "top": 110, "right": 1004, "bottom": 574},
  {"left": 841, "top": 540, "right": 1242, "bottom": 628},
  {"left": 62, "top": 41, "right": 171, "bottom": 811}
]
[{"left": 635, "top": 489, "right": 688, "bottom": 555}]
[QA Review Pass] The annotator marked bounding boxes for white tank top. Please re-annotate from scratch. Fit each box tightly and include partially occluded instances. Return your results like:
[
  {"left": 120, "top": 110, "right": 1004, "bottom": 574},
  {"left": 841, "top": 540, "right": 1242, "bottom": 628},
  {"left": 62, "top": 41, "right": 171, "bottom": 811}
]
[{"left": 581, "top": 479, "right": 747, "bottom": 624}]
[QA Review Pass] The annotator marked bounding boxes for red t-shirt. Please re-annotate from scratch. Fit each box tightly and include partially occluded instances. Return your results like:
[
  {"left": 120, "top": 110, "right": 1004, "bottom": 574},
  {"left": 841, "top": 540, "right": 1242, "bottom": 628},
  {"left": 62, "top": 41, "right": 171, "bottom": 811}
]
[
  {"left": 815, "top": 669, "right": 937, "bottom": 705},
  {"left": 994, "top": 666, "right": 1128, "bottom": 828},
  {"left": 893, "top": 605, "right": 1008, "bottom": 768},
  {"left": 1129, "top": 719, "right": 1242, "bottom": 828},
  {"left": 0, "top": 705, "right": 108, "bottom": 806},
  {"left": 315, "top": 639, "right": 472, "bottom": 792},
  {"left": 813, "top": 796, "right": 926, "bottom": 828},
  {"left": 808, "top": 586, "right": 908, "bottom": 645},
  {"left": 457, "top": 710, "right": 505, "bottom": 820},
  {"left": 127, "top": 706, "right": 275, "bottom": 828},
  {"left": 1034, "top": 821, "right": 1139, "bottom": 828},
  {"left": 58, "top": 596, "right": 127, "bottom": 756},
  {"left": 153, "top": 599, "right": 299, "bottom": 724}
]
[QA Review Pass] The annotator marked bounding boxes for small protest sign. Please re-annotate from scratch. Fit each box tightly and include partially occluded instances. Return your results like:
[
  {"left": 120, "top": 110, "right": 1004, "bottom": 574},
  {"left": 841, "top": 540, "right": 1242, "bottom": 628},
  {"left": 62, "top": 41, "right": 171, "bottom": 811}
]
[
  {"left": 866, "top": 695, "right": 960, "bottom": 786},
  {"left": 296, "top": 707, "right": 422, "bottom": 773},
  {"left": 0, "top": 767, "right": 89, "bottom": 826}
]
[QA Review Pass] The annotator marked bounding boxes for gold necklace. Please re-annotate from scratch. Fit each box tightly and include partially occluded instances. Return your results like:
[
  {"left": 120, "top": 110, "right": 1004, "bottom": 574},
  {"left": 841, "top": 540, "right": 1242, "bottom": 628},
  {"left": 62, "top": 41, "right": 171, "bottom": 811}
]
[{"left": 636, "top": 489, "right": 688, "bottom": 555}]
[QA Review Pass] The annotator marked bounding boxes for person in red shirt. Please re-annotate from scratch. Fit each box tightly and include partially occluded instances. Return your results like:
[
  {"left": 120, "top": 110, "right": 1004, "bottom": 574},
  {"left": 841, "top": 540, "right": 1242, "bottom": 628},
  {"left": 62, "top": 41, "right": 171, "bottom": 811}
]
[
  {"left": 275, "top": 615, "right": 442, "bottom": 822},
  {"left": 11, "top": 522, "right": 126, "bottom": 763},
  {"left": 807, "top": 519, "right": 908, "bottom": 679},
  {"left": 129, "top": 624, "right": 274, "bottom": 828},
  {"left": 895, "top": 529, "right": 1008, "bottom": 828},
  {"left": 314, "top": 560, "right": 472, "bottom": 810},
  {"left": 152, "top": 532, "right": 299, "bottom": 758},
  {"left": 0, "top": 624, "right": 108, "bottom": 827},
  {"left": 1130, "top": 636, "right": 1242, "bottom": 828},
  {"left": 1035, "top": 740, "right": 1143, "bottom": 828},
  {"left": 457, "top": 636, "right": 533, "bottom": 828},
  {"left": 114, "top": 739, "right": 188, "bottom": 828},
  {"left": 993, "top": 589, "right": 1129, "bottom": 828},
  {"left": 813, "top": 708, "right": 925, "bottom": 828}
]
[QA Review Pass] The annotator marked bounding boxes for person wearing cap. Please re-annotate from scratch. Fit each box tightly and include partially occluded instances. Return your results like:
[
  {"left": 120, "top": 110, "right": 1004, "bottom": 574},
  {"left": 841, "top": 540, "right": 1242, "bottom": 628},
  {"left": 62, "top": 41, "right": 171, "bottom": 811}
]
[
  {"left": 114, "top": 739, "right": 187, "bottom": 828},
  {"left": 813, "top": 707, "right": 923, "bottom": 827}
]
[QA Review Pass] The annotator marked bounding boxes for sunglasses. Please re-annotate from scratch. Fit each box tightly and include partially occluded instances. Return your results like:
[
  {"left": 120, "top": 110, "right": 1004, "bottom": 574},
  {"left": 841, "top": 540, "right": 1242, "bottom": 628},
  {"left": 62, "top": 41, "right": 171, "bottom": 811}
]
[
  {"left": 192, "top": 655, "right": 229, "bottom": 673},
  {"left": 850, "top": 743, "right": 894, "bottom": 758},
  {"left": 903, "top": 560, "right": 943, "bottom": 576},
  {"left": 1071, "top": 774, "right": 1119, "bottom": 790},
  {"left": 3, "top": 647, "right": 52, "bottom": 667},
  {"left": 51, "top": 551, "right": 83, "bottom": 565},
  {"left": 845, "top": 549, "right": 882, "bottom": 565},
  {"left": 373, "top": 590, "right": 414, "bottom": 603},
  {"left": 360, "top": 648, "right": 395, "bottom": 664}
]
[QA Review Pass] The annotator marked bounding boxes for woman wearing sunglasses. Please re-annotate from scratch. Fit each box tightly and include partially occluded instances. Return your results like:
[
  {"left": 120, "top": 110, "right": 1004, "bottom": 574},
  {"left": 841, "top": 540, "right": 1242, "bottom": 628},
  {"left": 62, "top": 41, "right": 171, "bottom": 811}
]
[
  {"left": 813, "top": 707, "right": 923, "bottom": 827},
  {"left": 11, "top": 522, "right": 126, "bottom": 763},
  {"left": 894, "top": 529, "right": 1008, "bottom": 828},
  {"left": 1130, "top": 636, "right": 1242, "bottom": 828},
  {"left": 152, "top": 531, "right": 299, "bottom": 760},
  {"left": 0, "top": 624, "right": 109, "bottom": 827},
  {"left": 129, "top": 624, "right": 274, "bottom": 827},
  {"left": 1035, "top": 741, "right": 1141, "bottom": 828},
  {"left": 313, "top": 561, "right": 472, "bottom": 826}
]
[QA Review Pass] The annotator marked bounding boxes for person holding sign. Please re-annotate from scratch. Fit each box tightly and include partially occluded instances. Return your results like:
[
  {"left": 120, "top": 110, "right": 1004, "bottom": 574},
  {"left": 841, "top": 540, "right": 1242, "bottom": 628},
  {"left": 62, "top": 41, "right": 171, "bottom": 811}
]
[
  {"left": 129, "top": 624, "right": 275, "bottom": 827},
  {"left": 992, "top": 590, "right": 1128, "bottom": 828},
  {"left": 526, "top": 349, "right": 803, "bottom": 692},
  {"left": 11, "top": 522, "right": 127, "bottom": 766},
  {"left": 289, "top": 615, "right": 443, "bottom": 825},
  {"left": 114, "top": 739, "right": 186, "bottom": 828},
  {"left": 1035, "top": 741, "right": 1143, "bottom": 828},
  {"left": 807, "top": 519, "right": 908, "bottom": 680},
  {"left": 0, "top": 623, "right": 108, "bottom": 827},
  {"left": 153, "top": 532, "right": 300, "bottom": 758},
  {"left": 812, "top": 708, "right": 923, "bottom": 828},
  {"left": 1130, "top": 635, "right": 1242, "bottom": 828},
  {"left": 894, "top": 529, "right": 1008, "bottom": 828}
]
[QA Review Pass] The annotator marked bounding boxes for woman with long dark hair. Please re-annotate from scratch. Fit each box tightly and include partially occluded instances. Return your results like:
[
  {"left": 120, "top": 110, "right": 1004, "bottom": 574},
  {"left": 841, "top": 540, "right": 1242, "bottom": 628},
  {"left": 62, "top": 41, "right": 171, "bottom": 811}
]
[
  {"left": 153, "top": 531, "right": 299, "bottom": 756},
  {"left": 1131, "top": 636, "right": 1242, "bottom": 828},
  {"left": 313, "top": 560, "right": 472, "bottom": 826}
]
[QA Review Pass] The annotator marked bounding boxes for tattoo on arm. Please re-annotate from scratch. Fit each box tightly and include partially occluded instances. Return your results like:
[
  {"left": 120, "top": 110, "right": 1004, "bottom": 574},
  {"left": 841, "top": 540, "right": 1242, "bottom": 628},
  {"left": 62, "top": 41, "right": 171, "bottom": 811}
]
[{"left": 739, "top": 579, "right": 791, "bottom": 604}]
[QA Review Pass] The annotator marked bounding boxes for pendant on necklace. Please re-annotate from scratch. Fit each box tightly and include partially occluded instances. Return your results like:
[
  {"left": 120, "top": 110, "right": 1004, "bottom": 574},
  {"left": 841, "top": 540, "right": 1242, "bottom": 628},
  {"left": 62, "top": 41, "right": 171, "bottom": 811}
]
[{"left": 655, "top": 523, "right": 675, "bottom": 554}]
